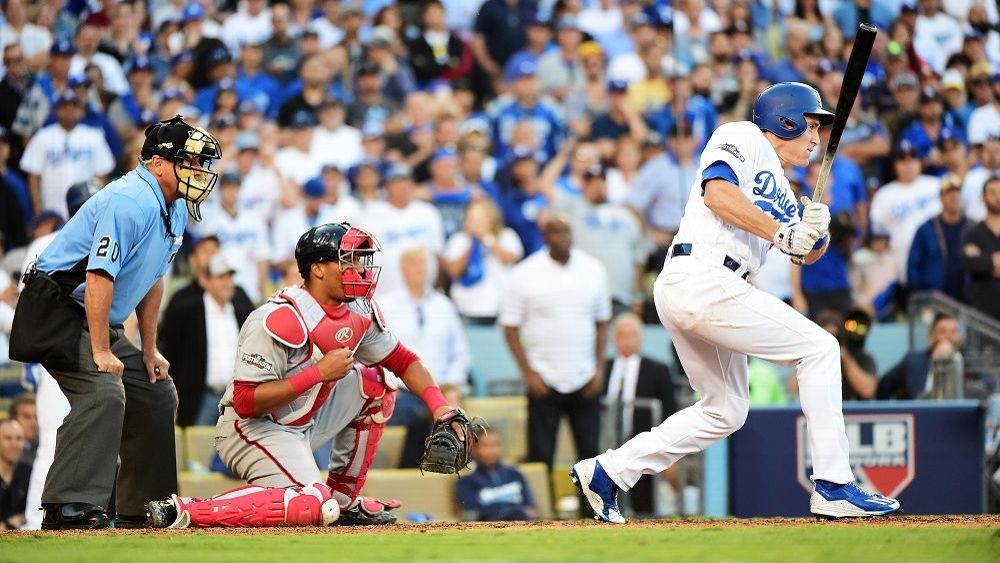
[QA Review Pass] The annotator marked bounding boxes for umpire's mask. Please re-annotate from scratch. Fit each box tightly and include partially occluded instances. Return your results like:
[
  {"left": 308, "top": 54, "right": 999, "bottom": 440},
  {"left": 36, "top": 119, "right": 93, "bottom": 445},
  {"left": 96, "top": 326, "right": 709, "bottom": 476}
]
[{"left": 141, "top": 115, "right": 222, "bottom": 221}]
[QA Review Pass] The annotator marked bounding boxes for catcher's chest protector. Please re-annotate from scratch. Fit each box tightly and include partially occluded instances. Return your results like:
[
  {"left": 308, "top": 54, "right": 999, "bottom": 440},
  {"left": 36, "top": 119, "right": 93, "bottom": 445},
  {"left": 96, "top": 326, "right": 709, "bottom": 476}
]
[{"left": 264, "top": 286, "right": 372, "bottom": 354}]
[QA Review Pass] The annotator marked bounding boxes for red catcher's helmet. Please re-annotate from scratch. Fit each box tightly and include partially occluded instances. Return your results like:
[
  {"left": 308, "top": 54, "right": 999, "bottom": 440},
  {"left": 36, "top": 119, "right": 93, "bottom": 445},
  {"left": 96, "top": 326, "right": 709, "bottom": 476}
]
[{"left": 294, "top": 222, "right": 382, "bottom": 300}]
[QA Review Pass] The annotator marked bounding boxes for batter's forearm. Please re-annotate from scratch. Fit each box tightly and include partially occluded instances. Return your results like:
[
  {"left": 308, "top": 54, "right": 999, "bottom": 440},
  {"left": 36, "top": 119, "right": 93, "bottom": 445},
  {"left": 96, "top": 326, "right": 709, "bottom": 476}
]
[
  {"left": 84, "top": 271, "right": 115, "bottom": 353},
  {"left": 135, "top": 278, "right": 164, "bottom": 352},
  {"left": 703, "top": 180, "right": 780, "bottom": 241}
]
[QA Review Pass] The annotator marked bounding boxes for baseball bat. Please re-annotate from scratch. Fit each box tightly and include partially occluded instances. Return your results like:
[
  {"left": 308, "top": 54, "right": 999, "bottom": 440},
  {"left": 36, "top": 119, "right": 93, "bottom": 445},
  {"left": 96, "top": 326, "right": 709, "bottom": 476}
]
[{"left": 811, "top": 23, "right": 877, "bottom": 204}]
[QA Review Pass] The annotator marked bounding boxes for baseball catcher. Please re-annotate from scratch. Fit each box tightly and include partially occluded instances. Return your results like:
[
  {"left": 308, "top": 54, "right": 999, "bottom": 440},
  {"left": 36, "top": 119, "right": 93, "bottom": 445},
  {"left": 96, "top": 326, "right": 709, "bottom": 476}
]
[{"left": 146, "top": 223, "right": 486, "bottom": 528}]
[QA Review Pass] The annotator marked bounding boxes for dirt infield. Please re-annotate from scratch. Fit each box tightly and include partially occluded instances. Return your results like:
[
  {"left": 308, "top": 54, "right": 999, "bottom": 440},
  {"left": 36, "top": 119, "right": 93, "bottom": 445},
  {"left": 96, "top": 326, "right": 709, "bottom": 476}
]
[{"left": 4, "top": 514, "right": 996, "bottom": 536}]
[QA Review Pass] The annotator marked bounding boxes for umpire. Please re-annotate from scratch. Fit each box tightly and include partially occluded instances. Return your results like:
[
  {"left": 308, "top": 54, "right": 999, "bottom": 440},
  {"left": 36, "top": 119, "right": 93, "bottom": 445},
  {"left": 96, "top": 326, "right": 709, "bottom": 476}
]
[{"left": 9, "top": 115, "right": 221, "bottom": 529}]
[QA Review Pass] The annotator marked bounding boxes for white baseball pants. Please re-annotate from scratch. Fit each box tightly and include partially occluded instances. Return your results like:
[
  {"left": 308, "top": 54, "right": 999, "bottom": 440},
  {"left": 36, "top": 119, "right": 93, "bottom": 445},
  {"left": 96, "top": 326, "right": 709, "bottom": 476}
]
[
  {"left": 598, "top": 250, "right": 855, "bottom": 491},
  {"left": 23, "top": 366, "right": 71, "bottom": 530}
]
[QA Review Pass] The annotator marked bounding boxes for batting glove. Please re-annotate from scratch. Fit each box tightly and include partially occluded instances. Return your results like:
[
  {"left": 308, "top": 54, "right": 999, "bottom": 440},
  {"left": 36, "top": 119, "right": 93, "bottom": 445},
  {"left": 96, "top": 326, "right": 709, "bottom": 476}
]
[
  {"left": 799, "top": 196, "right": 831, "bottom": 237},
  {"left": 773, "top": 223, "right": 821, "bottom": 259}
]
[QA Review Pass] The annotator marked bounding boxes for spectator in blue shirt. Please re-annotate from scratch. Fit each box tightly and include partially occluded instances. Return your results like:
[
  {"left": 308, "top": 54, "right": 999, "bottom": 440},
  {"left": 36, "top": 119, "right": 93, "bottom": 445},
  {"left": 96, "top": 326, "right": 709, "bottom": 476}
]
[
  {"left": 455, "top": 431, "right": 537, "bottom": 521},
  {"left": 496, "top": 149, "right": 548, "bottom": 254},
  {"left": 19, "top": 117, "right": 221, "bottom": 529},
  {"left": 907, "top": 174, "right": 968, "bottom": 301},
  {"left": 235, "top": 41, "right": 281, "bottom": 117},
  {"left": 491, "top": 57, "right": 565, "bottom": 163},
  {"left": 899, "top": 88, "right": 966, "bottom": 177}
]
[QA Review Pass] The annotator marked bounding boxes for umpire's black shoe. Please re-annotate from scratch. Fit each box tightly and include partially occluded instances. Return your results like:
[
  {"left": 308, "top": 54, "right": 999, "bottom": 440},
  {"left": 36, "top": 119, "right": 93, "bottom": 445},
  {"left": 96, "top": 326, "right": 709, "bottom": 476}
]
[{"left": 41, "top": 503, "right": 111, "bottom": 530}]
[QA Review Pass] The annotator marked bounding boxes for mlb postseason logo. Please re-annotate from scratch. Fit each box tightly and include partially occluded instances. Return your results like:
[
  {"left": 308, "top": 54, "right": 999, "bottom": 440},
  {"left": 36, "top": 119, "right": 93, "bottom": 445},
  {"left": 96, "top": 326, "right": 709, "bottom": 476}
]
[{"left": 796, "top": 414, "right": 915, "bottom": 498}]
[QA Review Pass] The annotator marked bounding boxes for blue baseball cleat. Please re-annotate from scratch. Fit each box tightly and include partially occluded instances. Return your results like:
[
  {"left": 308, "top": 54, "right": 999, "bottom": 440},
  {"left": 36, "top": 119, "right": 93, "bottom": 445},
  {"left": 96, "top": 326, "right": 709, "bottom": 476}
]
[
  {"left": 571, "top": 458, "right": 626, "bottom": 524},
  {"left": 810, "top": 480, "right": 901, "bottom": 519}
]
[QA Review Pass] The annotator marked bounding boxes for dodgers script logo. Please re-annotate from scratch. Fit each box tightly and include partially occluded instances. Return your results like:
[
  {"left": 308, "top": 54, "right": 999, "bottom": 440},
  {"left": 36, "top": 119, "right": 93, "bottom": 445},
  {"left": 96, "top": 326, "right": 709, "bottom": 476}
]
[
  {"left": 797, "top": 414, "right": 915, "bottom": 498},
  {"left": 751, "top": 171, "right": 798, "bottom": 224}
]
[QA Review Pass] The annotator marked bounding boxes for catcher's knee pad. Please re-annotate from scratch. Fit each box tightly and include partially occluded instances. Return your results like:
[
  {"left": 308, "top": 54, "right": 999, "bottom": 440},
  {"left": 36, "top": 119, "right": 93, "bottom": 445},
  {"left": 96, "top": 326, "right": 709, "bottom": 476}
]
[
  {"left": 327, "top": 367, "right": 396, "bottom": 500},
  {"left": 179, "top": 482, "right": 339, "bottom": 527}
]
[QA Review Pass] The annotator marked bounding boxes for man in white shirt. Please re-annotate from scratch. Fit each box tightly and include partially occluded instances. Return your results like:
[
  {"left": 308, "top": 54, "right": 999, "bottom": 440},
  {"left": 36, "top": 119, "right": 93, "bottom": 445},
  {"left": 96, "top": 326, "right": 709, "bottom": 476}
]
[
  {"left": 69, "top": 23, "right": 129, "bottom": 96},
  {"left": 19, "top": 91, "right": 114, "bottom": 219},
  {"left": 271, "top": 176, "right": 362, "bottom": 266},
  {"left": 500, "top": 217, "right": 612, "bottom": 509},
  {"left": 362, "top": 164, "right": 446, "bottom": 296},
  {"left": 0, "top": 0, "right": 52, "bottom": 70},
  {"left": 194, "top": 173, "right": 272, "bottom": 303},
  {"left": 869, "top": 140, "right": 942, "bottom": 285},
  {"left": 221, "top": 0, "right": 273, "bottom": 54},
  {"left": 962, "top": 134, "right": 1000, "bottom": 221},
  {"left": 310, "top": 98, "right": 364, "bottom": 172},
  {"left": 379, "top": 246, "right": 471, "bottom": 426},
  {"left": 231, "top": 132, "right": 282, "bottom": 223},
  {"left": 912, "top": 0, "right": 964, "bottom": 74},
  {"left": 275, "top": 109, "right": 325, "bottom": 186}
]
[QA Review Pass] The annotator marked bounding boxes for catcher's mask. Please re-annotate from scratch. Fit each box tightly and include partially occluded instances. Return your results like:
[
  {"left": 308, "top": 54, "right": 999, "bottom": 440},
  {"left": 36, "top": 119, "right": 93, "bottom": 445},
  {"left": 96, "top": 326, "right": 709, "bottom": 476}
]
[
  {"left": 295, "top": 222, "right": 382, "bottom": 300},
  {"left": 141, "top": 115, "right": 222, "bottom": 221}
]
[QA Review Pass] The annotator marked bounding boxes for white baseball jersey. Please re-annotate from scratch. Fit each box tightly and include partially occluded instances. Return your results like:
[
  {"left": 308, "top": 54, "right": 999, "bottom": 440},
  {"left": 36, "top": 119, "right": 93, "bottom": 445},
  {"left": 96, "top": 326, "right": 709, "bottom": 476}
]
[
  {"left": 868, "top": 175, "right": 941, "bottom": 284},
  {"left": 671, "top": 121, "right": 802, "bottom": 277},
  {"left": 19, "top": 123, "right": 115, "bottom": 218},
  {"left": 193, "top": 205, "right": 273, "bottom": 303}
]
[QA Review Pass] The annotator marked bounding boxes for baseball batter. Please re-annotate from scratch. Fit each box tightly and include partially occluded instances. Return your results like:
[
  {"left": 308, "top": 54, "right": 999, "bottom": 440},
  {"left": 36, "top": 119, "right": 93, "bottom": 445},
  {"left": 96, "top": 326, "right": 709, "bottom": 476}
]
[
  {"left": 146, "top": 223, "right": 481, "bottom": 528},
  {"left": 572, "top": 83, "right": 901, "bottom": 521}
]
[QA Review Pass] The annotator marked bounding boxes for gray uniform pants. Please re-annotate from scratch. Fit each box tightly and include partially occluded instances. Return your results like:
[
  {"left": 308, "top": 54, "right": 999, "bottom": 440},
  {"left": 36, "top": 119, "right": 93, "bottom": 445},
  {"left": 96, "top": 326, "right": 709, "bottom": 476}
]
[
  {"left": 42, "top": 327, "right": 179, "bottom": 516},
  {"left": 215, "top": 368, "right": 374, "bottom": 487}
]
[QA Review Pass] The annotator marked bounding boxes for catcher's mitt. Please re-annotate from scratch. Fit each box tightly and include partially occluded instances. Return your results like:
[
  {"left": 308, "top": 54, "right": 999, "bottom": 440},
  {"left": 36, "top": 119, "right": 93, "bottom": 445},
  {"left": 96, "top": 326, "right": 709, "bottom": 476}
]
[{"left": 420, "top": 408, "right": 488, "bottom": 474}]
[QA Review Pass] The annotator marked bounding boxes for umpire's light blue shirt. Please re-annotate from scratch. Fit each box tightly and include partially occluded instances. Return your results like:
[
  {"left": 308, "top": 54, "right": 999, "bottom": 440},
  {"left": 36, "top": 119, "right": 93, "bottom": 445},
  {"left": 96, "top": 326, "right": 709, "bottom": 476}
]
[{"left": 36, "top": 165, "right": 186, "bottom": 326}]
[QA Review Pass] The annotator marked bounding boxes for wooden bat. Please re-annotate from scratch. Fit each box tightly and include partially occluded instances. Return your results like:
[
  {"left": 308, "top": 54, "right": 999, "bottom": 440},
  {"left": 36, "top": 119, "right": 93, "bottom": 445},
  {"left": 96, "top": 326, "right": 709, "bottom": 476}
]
[{"left": 811, "top": 23, "right": 877, "bottom": 204}]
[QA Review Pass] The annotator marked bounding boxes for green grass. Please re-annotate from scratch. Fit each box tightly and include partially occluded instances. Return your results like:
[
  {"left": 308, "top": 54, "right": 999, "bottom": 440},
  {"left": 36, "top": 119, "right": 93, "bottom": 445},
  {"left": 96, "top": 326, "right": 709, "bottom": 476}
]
[{"left": 1, "top": 525, "right": 997, "bottom": 562}]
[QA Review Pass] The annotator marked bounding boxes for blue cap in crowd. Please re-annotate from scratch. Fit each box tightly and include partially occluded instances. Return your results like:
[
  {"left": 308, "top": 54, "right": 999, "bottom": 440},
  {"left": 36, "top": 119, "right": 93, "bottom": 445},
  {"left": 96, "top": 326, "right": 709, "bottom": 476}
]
[
  {"left": 505, "top": 55, "right": 538, "bottom": 82},
  {"left": 219, "top": 171, "right": 241, "bottom": 186},
  {"left": 289, "top": 109, "right": 317, "bottom": 129},
  {"left": 207, "top": 47, "right": 232, "bottom": 67},
  {"left": 895, "top": 139, "right": 920, "bottom": 159},
  {"left": 50, "top": 39, "right": 74, "bottom": 56},
  {"left": 161, "top": 87, "right": 187, "bottom": 103},
  {"left": 608, "top": 79, "right": 629, "bottom": 93},
  {"left": 385, "top": 163, "right": 413, "bottom": 181},
  {"left": 0, "top": 125, "right": 10, "bottom": 142},
  {"left": 127, "top": 56, "right": 154, "bottom": 74},
  {"left": 900, "top": 1, "right": 918, "bottom": 13},
  {"left": 304, "top": 177, "right": 326, "bottom": 198},
  {"left": 211, "top": 113, "right": 237, "bottom": 129},
  {"left": 183, "top": 2, "right": 205, "bottom": 21},
  {"left": 526, "top": 12, "right": 547, "bottom": 27},
  {"left": 67, "top": 74, "right": 90, "bottom": 89},
  {"left": 55, "top": 90, "right": 83, "bottom": 107},
  {"left": 238, "top": 99, "right": 264, "bottom": 115},
  {"left": 171, "top": 51, "right": 194, "bottom": 66},
  {"left": 236, "top": 131, "right": 260, "bottom": 151}
]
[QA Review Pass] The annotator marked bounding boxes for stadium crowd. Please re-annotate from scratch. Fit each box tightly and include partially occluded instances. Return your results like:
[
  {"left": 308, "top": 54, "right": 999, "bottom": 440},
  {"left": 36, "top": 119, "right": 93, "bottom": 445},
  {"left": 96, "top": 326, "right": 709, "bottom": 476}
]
[{"left": 0, "top": 0, "right": 999, "bottom": 518}]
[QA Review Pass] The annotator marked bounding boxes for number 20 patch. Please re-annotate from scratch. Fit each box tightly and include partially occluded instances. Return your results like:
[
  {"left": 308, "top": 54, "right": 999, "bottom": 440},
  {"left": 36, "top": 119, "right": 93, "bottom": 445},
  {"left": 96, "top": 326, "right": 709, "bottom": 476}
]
[{"left": 95, "top": 236, "right": 120, "bottom": 262}]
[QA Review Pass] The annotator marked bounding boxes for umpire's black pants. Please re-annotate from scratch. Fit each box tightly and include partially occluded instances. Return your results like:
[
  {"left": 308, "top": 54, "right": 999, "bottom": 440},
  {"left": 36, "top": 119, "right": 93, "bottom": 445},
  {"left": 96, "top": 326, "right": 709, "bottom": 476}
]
[
  {"left": 527, "top": 385, "right": 601, "bottom": 517},
  {"left": 42, "top": 326, "right": 178, "bottom": 517}
]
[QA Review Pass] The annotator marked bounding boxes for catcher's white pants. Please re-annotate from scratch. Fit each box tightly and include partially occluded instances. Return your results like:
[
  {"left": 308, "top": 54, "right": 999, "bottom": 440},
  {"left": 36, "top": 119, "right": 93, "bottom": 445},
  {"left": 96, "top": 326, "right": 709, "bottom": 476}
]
[
  {"left": 215, "top": 368, "right": 375, "bottom": 487},
  {"left": 598, "top": 251, "right": 855, "bottom": 490},
  {"left": 23, "top": 366, "right": 71, "bottom": 530}
]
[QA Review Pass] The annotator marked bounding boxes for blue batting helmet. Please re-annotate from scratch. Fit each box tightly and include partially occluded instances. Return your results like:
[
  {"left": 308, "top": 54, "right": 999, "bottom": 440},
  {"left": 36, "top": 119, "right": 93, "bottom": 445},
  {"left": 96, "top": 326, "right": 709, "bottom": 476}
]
[{"left": 752, "top": 82, "right": 834, "bottom": 140}]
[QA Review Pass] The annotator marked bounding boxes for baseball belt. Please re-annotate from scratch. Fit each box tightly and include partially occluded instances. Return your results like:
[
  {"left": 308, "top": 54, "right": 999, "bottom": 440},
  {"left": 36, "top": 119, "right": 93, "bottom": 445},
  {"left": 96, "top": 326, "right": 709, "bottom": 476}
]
[{"left": 670, "top": 244, "right": 750, "bottom": 281}]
